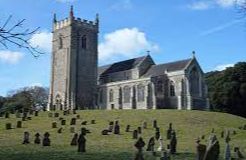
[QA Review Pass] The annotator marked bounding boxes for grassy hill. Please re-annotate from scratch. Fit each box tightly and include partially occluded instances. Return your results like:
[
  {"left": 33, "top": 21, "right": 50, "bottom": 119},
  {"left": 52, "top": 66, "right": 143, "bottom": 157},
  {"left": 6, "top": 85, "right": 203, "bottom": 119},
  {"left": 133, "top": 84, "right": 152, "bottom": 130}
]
[{"left": 0, "top": 110, "right": 245, "bottom": 160}]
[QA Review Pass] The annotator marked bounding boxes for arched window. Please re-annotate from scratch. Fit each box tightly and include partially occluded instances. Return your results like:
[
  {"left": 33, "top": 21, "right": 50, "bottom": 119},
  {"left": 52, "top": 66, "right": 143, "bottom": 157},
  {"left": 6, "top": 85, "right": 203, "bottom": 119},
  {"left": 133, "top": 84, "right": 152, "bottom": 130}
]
[
  {"left": 170, "top": 81, "right": 175, "bottom": 97},
  {"left": 123, "top": 86, "right": 131, "bottom": 103},
  {"left": 58, "top": 36, "right": 63, "bottom": 49},
  {"left": 137, "top": 84, "right": 145, "bottom": 102},
  {"left": 109, "top": 89, "right": 114, "bottom": 102},
  {"left": 81, "top": 35, "right": 87, "bottom": 49}
]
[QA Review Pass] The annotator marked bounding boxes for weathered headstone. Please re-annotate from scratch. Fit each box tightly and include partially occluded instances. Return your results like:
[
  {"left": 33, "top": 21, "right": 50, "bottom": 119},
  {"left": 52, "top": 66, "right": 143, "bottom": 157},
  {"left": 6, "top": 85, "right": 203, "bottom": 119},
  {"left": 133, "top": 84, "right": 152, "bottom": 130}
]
[
  {"left": 203, "top": 135, "right": 220, "bottom": 160},
  {"left": 125, "top": 125, "right": 130, "bottom": 132},
  {"left": 17, "top": 121, "right": 22, "bottom": 128},
  {"left": 146, "top": 136, "right": 155, "bottom": 155},
  {"left": 142, "top": 121, "right": 147, "bottom": 129},
  {"left": 195, "top": 138, "right": 206, "bottom": 160},
  {"left": 81, "top": 121, "right": 87, "bottom": 125},
  {"left": 78, "top": 130, "right": 86, "bottom": 152},
  {"left": 170, "top": 130, "right": 177, "bottom": 154},
  {"left": 70, "top": 127, "right": 75, "bottom": 133},
  {"left": 114, "top": 121, "right": 120, "bottom": 134},
  {"left": 70, "top": 118, "right": 76, "bottom": 125},
  {"left": 61, "top": 119, "right": 66, "bottom": 125},
  {"left": 166, "top": 123, "right": 172, "bottom": 140},
  {"left": 34, "top": 111, "right": 39, "bottom": 117},
  {"left": 58, "top": 128, "right": 63, "bottom": 133},
  {"left": 42, "top": 132, "right": 51, "bottom": 146},
  {"left": 34, "top": 133, "right": 41, "bottom": 144},
  {"left": 27, "top": 117, "right": 32, "bottom": 120},
  {"left": 54, "top": 113, "right": 59, "bottom": 117},
  {"left": 5, "top": 112, "right": 10, "bottom": 118},
  {"left": 71, "top": 133, "right": 78, "bottom": 146},
  {"left": 157, "top": 137, "right": 165, "bottom": 151},
  {"left": 133, "top": 130, "right": 138, "bottom": 139},
  {"left": 5, "top": 123, "right": 12, "bottom": 130},
  {"left": 233, "top": 147, "right": 244, "bottom": 159},
  {"left": 52, "top": 122, "right": 57, "bottom": 128},
  {"left": 137, "top": 126, "right": 142, "bottom": 134},
  {"left": 108, "top": 121, "right": 114, "bottom": 132},
  {"left": 76, "top": 115, "right": 80, "bottom": 119},
  {"left": 153, "top": 119, "right": 157, "bottom": 128},
  {"left": 22, "top": 131, "right": 30, "bottom": 144},
  {"left": 101, "top": 129, "right": 108, "bottom": 135},
  {"left": 91, "top": 120, "right": 96, "bottom": 124},
  {"left": 155, "top": 131, "right": 160, "bottom": 140},
  {"left": 134, "top": 137, "right": 145, "bottom": 160},
  {"left": 224, "top": 138, "right": 231, "bottom": 160}
]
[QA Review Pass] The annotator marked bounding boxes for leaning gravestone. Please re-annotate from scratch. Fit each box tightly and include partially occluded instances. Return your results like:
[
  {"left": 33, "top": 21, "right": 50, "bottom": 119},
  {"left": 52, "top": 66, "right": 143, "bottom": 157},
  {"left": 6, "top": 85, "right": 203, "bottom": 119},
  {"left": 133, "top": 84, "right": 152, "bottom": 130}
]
[
  {"left": 167, "top": 123, "right": 173, "bottom": 140},
  {"left": 43, "top": 132, "right": 51, "bottom": 146},
  {"left": 71, "top": 133, "right": 78, "bottom": 146},
  {"left": 52, "top": 122, "right": 57, "bottom": 128},
  {"left": 70, "top": 118, "right": 76, "bottom": 125},
  {"left": 225, "top": 135, "right": 231, "bottom": 160},
  {"left": 78, "top": 131, "right": 86, "bottom": 152},
  {"left": 137, "top": 126, "right": 142, "bottom": 134},
  {"left": 134, "top": 137, "right": 145, "bottom": 160},
  {"left": 61, "top": 119, "right": 66, "bottom": 125},
  {"left": 54, "top": 113, "right": 59, "bottom": 117},
  {"left": 5, "top": 123, "right": 12, "bottom": 130},
  {"left": 22, "top": 131, "right": 30, "bottom": 144},
  {"left": 34, "top": 133, "right": 41, "bottom": 144},
  {"left": 133, "top": 130, "right": 138, "bottom": 139},
  {"left": 196, "top": 138, "right": 206, "bottom": 160},
  {"left": 153, "top": 119, "right": 157, "bottom": 128},
  {"left": 125, "top": 125, "right": 130, "bottom": 132},
  {"left": 17, "top": 121, "right": 22, "bottom": 128},
  {"left": 114, "top": 121, "right": 120, "bottom": 134},
  {"left": 155, "top": 131, "right": 160, "bottom": 140},
  {"left": 170, "top": 130, "right": 177, "bottom": 154},
  {"left": 146, "top": 136, "right": 155, "bottom": 155},
  {"left": 203, "top": 135, "right": 220, "bottom": 160}
]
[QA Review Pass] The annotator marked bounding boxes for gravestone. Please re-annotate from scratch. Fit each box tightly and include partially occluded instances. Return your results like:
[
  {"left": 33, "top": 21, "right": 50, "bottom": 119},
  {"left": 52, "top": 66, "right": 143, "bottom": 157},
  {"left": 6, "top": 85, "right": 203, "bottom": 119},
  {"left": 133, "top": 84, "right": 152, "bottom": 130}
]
[
  {"left": 70, "top": 127, "right": 75, "bottom": 133},
  {"left": 101, "top": 129, "right": 109, "bottom": 135},
  {"left": 71, "top": 133, "right": 78, "bottom": 146},
  {"left": 54, "top": 113, "right": 59, "bottom": 117},
  {"left": 61, "top": 119, "right": 66, "bottom": 125},
  {"left": 134, "top": 137, "right": 145, "bottom": 160},
  {"left": 156, "top": 127, "right": 160, "bottom": 132},
  {"left": 58, "top": 128, "right": 63, "bottom": 133},
  {"left": 146, "top": 136, "right": 155, "bottom": 155},
  {"left": 42, "top": 132, "right": 51, "bottom": 146},
  {"left": 133, "top": 130, "right": 138, "bottom": 139},
  {"left": 70, "top": 118, "right": 76, "bottom": 125},
  {"left": 27, "top": 117, "right": 32, "bottom": 120},
  {"left": 48, "top": 112, "right": 53, "bottom": 117},
  {"left": 17, "top": 121, "right": 22, "bottom": 128},
  {"left": 76, "top": 115, "right": 80, "bottom": 119},
  {"left": 22, "top": 131, "right": 30, "bottom": 144},
  {"left": 157, "top": 137, "right": 165, "bottom": 151},
  {"left": 137, "top": 127, "right": 142, "bottom": 134},
  {"left": 201, "top": 135, "right": 205, "bottom": 140},
  {"left": 225, "top": 137, "right": 231, "bottom": 160},
  {"left": 166, "top": 123, "right": 173, "bottom": 140},
  {"left": 155, "top": 131, "right": 160, "bottom": 140},
  {"left": 5, "top": 112, "right": 10, "bottom": 118},
  {"left": 196, "top": 138, "right": 206, "bottom": 160},
  {"left": 91, "top": 120, "right": 96, "bottom": 124},
  {"left": 125, "top": 125, "right": 130, "bottom": 132},
  {"left": 78, "top": 130, "right": 86, "bottom": 152},
  {"left": 52, "top": 122, "right": 57, "bottom": 128},
  {"left": 81, "top": 121, "right": 87, "bottom": 125},
  {"left": 203, "top": 135, "right": 220, "bottom": 160},
  {"left": 142, "top": 121, "right": 147, "bottom": 129},
  {"left": 153, "top": 119, "right": 157, "bottom": 128},
  {"left": 63, "top": 110, "right": 67, "bottom": 116},
  {"left": 34, "top": 133, "right": 41, "bottom": 144},
  {"left": 170, "top": 130, "right": 177, "bottom": 154},
  {"left": 233, "top": 147, "right": 244, "bottom": 159},
  {"left": 35, "top": 111, "right": 39, "bottom": 116},
  {"left": 5, "top": 123, "right": 12, "bottom": 130},
  {"left": 108, "top": 121, "right": 114, "bottom": 132},
  {"left": 114, "top": 121, "right": 120, "bottom": 134},
  {"left": 59, "top": 117, "right": 63, "bottom": 121}
]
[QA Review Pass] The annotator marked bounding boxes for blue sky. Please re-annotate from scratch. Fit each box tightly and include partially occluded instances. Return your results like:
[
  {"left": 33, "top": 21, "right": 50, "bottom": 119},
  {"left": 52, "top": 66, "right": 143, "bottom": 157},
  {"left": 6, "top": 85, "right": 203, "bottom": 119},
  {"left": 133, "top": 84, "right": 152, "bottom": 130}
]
[{"left": 0, "top": 0, "right": 246, "bottom": 96}]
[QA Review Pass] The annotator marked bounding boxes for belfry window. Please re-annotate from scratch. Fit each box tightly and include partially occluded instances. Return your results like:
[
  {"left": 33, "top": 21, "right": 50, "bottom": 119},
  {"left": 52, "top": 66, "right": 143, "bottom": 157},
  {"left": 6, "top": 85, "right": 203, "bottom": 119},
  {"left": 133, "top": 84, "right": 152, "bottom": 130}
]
[
  {"left": 58, "top": 36, "right": 63, "bottom": 49},
  {"left": 170, "top": 81, "right": 175, "bottom": 97},
  {"left": 81, "top": 35, "right": 87, "bottom": 49}
]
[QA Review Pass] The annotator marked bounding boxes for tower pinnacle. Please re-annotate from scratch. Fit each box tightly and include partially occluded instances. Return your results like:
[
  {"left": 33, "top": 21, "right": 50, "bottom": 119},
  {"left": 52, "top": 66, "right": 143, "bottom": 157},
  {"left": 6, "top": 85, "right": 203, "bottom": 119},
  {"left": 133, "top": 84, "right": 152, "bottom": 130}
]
[
  {"left": 53, "top": 13, "right": 57, "bottom": 23},
  {"left": 70, "top": 5, "right": 74, "bottom": 18}
]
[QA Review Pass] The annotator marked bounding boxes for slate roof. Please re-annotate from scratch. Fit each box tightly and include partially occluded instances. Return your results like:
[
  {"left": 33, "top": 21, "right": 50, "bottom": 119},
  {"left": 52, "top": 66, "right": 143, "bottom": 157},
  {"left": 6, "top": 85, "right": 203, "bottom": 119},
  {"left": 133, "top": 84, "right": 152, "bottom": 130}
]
[
  {"left": 142, "top": 58, "right": 192, "bottom": 77},
  {"left": 98, "top": 56, "right": 147, "bottom": 76}
]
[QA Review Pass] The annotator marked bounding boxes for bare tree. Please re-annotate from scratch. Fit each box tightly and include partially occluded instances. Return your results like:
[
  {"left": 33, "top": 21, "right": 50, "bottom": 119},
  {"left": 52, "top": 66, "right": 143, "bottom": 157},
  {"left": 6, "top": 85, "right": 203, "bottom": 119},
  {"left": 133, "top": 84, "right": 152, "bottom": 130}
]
[{"left": 0, "top": 15, "right": 44, "bottom": 57}]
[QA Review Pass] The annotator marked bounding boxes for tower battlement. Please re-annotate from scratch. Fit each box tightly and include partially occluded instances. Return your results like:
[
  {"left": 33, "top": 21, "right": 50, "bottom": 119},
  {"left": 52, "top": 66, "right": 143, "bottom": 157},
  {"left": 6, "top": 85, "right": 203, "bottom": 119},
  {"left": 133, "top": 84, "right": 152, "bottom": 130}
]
[{"left": 53, "top": 6, "right": 99, "bottom": 31}]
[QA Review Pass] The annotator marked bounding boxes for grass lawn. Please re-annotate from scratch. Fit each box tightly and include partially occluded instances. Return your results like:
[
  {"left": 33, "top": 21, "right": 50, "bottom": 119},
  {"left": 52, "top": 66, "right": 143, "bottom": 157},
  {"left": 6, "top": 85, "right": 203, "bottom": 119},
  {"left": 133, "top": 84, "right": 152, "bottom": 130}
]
[{"left": 0, "top": 110, "right": 246, "bottom": 160}]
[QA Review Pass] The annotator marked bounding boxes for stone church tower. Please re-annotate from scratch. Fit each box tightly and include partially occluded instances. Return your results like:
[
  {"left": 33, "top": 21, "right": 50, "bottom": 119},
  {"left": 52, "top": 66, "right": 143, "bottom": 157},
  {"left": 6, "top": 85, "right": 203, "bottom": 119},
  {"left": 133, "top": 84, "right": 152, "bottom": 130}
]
[{"left": 47, "top": 6, "right": 99, "bottom": 110}]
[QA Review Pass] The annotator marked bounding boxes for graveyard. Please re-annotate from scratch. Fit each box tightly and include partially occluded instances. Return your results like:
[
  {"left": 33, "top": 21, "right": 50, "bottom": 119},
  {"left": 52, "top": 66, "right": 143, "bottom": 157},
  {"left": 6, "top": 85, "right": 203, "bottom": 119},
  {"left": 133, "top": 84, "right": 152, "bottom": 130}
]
[{"left": 0, "top": 110, "right": 245, "bottom": 160}]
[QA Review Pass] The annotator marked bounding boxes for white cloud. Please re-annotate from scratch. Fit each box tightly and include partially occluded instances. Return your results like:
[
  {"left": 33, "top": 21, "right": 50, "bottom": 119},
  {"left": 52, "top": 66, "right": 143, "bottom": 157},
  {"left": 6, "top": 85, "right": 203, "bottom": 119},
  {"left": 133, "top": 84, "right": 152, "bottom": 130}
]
[
  {"left": 188, "top": 1, "right": 212, "bottom": 10},
  {"left": 99, "top": 28, "right": 159, "bottom": 63},
  {"left": 0, "top": 50, "right": 23, "bottom": 64},
  {"left": 215, "top": 63, "right": 234, "bottom": 71},
  {"left": 111, "top": 0, "right": 133, "bottom": 11},
  {"left": 30, "top": 31, "right": 52, "bottom": 53}
]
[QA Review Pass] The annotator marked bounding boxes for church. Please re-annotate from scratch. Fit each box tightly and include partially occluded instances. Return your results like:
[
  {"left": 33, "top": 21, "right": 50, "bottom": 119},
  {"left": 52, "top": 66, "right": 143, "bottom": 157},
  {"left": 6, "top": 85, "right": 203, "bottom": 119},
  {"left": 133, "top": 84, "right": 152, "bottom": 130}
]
[{"left": 47, "top": 7, "right": 209, "bottom": 111}]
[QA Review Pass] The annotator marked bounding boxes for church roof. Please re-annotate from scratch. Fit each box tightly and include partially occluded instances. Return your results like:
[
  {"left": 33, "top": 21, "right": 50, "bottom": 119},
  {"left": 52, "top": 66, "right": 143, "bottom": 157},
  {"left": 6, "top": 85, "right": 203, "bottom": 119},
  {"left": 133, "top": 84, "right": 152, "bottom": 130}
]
[
  {"left": 142, "top": 58, "right": 192, "bottom": 77},
  {"left": 98, "top": 56, "right": 148, "bottom": 76}
]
